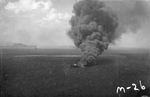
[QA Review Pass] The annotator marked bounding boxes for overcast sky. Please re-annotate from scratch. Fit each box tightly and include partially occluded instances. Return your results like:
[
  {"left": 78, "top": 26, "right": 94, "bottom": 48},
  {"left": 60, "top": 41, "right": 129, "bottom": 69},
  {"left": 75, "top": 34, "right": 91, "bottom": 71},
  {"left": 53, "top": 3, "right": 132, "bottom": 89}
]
[{"left": 0, "top": 0, "right": 150, "bottom": 48}]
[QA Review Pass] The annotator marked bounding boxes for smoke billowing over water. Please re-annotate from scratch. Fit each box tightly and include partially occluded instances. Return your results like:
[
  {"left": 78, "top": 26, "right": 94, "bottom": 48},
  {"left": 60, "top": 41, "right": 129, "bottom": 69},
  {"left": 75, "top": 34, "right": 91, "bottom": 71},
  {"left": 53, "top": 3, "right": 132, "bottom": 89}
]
[
  {"left": 68, "top": 0, "right": 150, "bottom": 67},
  {"left": 68, "top": 0, "right": 118, "bottom": 66}
]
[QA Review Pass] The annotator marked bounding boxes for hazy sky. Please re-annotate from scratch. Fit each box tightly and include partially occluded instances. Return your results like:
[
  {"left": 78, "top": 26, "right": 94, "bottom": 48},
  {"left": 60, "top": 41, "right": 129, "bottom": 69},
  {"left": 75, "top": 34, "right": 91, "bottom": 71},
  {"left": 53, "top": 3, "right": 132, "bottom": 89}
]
[{"left": 0, "top": 0, "right": 150, "bottom": 48}]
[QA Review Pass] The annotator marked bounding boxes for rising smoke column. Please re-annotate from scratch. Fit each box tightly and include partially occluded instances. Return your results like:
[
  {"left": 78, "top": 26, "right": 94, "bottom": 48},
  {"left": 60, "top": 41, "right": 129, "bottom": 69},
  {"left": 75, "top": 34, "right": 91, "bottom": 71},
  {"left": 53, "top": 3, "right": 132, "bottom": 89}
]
[{"left": 68, "top": 0, "right": 118, "bottom": 66}]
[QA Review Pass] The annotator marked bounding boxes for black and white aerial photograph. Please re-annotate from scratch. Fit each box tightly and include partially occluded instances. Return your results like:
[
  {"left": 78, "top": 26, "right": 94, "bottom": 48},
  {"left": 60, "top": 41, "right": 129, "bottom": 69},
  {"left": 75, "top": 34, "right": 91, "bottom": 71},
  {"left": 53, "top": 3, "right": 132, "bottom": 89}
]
[{"left": 0, "top": 0, "right": 150, "bottom": 97}]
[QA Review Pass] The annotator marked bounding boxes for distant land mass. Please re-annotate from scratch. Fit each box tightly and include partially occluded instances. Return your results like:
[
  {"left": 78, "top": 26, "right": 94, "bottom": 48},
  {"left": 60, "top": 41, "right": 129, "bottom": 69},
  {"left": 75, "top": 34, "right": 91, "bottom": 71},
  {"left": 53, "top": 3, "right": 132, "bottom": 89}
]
[{"left": 0, "top": 43, "right": 37, "bottom": 49}]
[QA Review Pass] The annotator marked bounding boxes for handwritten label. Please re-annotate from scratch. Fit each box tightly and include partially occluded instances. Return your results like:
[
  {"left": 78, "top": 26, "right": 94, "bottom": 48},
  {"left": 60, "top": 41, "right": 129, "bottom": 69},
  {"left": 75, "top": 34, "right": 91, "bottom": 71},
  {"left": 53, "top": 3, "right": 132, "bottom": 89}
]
[{"left": 116, "top": 80, "right": 146, "bottom": 93}]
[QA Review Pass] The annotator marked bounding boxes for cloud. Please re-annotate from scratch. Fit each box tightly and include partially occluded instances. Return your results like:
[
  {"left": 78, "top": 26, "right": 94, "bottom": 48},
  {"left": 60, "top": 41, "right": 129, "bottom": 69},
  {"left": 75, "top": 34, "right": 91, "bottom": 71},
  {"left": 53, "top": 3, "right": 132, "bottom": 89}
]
[
  {"left": 0, "top": 0, "right": 4, "bottom": 3},
  {"left": 117, "top": 22, "right": 150, "bottom": 48},
  {"left": 0, "top": 0, "right": 5, "bottom": 8},
  {"left": 104, "top": 0, "right": 150, "bottom": 48},
  {"left": 4, "top": 0, "right": 52, "bottom": 13},
  {"left": 0, "top": 0, "right": 73, "bottom": 47},
  {"left": 58, "top": 13, "right": 71, "bottom": 20},
  {"left": 40, "top": 8, "right": 71, "bottom": 26}
]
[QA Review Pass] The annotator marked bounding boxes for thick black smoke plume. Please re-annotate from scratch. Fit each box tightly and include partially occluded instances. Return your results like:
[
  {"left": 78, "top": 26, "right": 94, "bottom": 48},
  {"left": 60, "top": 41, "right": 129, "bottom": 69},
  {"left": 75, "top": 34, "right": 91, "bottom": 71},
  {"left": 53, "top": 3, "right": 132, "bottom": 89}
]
[{"left": 68, "top": 0, "right": 118, "bottom": 67}]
